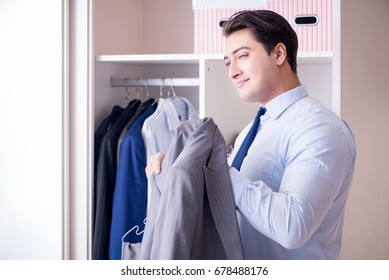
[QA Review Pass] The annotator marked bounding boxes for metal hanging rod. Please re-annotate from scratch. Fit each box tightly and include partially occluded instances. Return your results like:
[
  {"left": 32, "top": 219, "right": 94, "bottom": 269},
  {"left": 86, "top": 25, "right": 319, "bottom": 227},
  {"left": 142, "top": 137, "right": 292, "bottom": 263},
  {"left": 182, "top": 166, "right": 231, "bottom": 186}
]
[{"left": 110, "top": 77, "right": 200, "bottom": 88}]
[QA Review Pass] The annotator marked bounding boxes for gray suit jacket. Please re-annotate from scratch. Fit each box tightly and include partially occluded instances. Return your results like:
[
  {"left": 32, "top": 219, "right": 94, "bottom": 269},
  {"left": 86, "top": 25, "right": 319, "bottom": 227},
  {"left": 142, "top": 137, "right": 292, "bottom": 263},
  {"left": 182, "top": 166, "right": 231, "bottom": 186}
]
[{"left": 122, "top": 117, "right": 244, "bottom": 260}]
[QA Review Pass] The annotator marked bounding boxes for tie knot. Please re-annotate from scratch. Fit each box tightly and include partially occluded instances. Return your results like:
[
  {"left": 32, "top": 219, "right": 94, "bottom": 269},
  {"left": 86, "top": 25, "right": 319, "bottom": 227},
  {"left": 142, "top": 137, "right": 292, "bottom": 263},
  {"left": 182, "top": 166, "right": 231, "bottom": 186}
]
[{"left": 257, "top": 107, "right": 266, "bottom": 118}]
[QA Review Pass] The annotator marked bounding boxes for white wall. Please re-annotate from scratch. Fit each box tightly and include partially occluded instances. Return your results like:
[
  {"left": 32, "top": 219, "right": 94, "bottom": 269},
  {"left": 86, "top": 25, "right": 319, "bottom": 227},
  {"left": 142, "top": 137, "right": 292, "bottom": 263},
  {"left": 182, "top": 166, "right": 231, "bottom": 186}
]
[{"left": 0, "top": 0, "right": 65, "bottom": 259}]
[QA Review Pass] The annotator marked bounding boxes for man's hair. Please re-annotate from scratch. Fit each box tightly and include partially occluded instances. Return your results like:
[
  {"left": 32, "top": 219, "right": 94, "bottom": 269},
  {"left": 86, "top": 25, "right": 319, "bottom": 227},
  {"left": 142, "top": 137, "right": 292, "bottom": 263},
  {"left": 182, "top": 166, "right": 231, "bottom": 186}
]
[{"left": 222, "top": 10, "right": 298, "bottom": 73}]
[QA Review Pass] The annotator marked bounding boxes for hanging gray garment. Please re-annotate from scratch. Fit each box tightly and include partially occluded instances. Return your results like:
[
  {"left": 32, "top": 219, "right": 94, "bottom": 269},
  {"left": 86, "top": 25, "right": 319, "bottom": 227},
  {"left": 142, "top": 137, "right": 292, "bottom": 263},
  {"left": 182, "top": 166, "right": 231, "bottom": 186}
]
[{"left": 122, "top": 117, "right": 244, "bottom": 260}]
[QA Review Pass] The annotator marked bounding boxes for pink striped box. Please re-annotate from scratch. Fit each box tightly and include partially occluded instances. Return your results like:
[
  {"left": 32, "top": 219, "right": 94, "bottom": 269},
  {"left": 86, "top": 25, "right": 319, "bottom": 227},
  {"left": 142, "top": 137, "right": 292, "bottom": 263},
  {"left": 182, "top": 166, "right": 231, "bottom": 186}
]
[{"left": 194, "top": 0, "right": 332, "bottom": 54}]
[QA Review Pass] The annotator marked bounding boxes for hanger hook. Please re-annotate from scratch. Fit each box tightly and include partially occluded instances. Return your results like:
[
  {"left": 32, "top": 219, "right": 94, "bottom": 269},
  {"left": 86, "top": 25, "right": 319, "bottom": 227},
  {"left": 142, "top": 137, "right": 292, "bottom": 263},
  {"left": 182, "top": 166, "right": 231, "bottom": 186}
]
[
  {"left": 164, "top": 78, "right": 171, "bottom": 97},
  {"left": 124, "top": 78, "right": 131, "bottom": 100},
  {"left": 144, "top": 79, "right": 150, "bottom": 98},
  {"left": 169, "top": 78, "right": 176, "bottom": 97},
  {"left": 164, "top": 78, "right": 172, "bottom": 97},
  {"left": 136, "top": 78, "right": 140, "bottom": 100},
  {"left": 159, "top": 79, "right": 164, "bottom": 98}
]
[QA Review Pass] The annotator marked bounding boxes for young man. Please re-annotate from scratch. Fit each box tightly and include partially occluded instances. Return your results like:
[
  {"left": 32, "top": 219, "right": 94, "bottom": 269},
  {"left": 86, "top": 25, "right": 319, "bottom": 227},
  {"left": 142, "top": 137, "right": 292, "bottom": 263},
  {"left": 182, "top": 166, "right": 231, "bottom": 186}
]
[{"left": 147, "top": 10, "right": 356, "bottom": 259}]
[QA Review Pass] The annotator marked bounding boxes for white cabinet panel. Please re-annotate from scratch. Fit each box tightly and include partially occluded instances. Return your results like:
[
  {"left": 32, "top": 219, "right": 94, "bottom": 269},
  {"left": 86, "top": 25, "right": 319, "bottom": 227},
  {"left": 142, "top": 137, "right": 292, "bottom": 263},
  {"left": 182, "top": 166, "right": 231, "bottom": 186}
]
[{"left": 0, "top": 0, "right": 66, "bottom": 259}]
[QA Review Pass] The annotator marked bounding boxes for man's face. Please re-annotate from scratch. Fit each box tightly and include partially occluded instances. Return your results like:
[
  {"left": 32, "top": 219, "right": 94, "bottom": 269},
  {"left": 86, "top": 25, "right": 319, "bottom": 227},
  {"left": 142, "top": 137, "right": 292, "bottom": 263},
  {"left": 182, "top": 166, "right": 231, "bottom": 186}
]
[{"left": 224, "top": 28, "right": 279, "bottom": 104}]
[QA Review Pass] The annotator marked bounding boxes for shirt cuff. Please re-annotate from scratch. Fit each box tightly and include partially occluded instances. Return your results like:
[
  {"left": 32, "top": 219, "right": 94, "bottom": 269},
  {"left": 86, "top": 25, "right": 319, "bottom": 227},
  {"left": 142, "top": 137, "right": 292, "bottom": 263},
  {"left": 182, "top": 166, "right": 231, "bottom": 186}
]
[{"left": 229, "top": 167, "right": 251, "bottom": 206}]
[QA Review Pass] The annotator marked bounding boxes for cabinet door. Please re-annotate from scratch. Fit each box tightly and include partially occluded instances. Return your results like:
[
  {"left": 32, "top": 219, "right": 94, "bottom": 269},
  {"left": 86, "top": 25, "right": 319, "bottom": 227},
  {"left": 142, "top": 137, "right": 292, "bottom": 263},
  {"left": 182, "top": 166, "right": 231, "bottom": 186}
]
[{"left": 0, "top": 0, "right": 67, "bottom": 259}]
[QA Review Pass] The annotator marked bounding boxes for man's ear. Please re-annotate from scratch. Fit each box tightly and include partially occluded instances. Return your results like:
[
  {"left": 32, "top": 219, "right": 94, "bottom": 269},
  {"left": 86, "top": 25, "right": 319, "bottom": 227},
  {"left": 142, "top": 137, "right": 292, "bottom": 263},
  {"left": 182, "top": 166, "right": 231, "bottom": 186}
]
[{"left": 274, "top": 43, "right": 287, "bottom": 66}]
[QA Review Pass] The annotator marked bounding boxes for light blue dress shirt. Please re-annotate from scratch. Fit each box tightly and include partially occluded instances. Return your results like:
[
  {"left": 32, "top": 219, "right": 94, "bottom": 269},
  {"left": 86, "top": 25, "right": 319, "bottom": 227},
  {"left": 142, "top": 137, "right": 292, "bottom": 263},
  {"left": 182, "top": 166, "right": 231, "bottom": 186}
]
[
  {"left": 142, "top": 97, "right": 198, "bottom": 162},
  {"left": 142, "top": 97, "right": 198, "bottom": 210},
  {"left": 228, "top": 85, "right": 356, "bottom": 259}
]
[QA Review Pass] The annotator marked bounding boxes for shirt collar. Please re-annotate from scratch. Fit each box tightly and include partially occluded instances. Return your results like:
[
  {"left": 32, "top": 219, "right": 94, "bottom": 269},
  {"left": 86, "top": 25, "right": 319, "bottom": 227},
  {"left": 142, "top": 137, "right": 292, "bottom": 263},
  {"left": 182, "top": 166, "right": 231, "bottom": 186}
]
[{"left": 263, "top": 85, "right": 308, "bottom": 119}]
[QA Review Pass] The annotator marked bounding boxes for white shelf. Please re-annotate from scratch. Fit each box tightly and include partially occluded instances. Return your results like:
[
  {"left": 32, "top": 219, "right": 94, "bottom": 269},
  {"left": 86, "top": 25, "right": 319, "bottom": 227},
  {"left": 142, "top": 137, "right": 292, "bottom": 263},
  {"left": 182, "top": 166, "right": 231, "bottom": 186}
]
[
  {"left": 297, "top": 51, "right": 333, "bottom": 64},
  {"left": 96, "top": 52, "right": 332, "bottom": 65},
  {"left": 96, "top": 53, "right": 223, "bottom": 65}
]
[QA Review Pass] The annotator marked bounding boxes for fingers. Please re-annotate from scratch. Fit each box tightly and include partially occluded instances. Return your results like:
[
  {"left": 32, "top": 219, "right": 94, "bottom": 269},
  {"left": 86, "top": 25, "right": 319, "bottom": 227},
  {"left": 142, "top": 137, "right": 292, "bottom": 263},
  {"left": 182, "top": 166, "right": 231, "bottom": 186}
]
[
  {"left": 145, "top": 159, "right": 155, "bottom": 179},
  {"left": 152, "top": 152, "right": 165, "bottom": 174},
  {"left": 145, "top": 152, "right": 165, "bottom": 179}
]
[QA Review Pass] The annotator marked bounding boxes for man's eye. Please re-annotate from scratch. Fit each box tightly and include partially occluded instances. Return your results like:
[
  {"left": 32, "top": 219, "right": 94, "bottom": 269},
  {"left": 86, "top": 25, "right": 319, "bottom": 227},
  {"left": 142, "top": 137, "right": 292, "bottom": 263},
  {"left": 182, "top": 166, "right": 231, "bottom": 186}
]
[
  {"left": 225, "top": 61, "right": 231, "bottom": 67},
  {"left": 239, "top": 54, "right": 248, "bottom": 59}
]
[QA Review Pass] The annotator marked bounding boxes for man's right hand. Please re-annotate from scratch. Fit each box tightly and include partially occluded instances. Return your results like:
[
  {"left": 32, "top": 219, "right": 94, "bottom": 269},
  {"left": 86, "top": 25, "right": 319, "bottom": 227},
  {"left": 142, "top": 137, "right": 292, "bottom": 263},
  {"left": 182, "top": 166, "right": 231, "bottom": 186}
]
[{"left": 145, "top": 152, "right": 166, "bottom": 179}]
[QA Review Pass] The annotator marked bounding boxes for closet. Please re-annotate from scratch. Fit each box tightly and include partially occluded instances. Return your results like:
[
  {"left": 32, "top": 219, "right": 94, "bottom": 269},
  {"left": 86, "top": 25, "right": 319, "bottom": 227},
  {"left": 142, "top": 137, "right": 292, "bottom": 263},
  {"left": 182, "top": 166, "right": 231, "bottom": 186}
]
[
  {"left": 91, "top": 0, "right": 333, "bottom": 260},
  {"left": 93, "top": 1, "right": 333, "bottom": 152},
  {"left": 95, "top": 55, "right": 331, "bottom": 147},
  {"left": 95, "top": 54, "right": 262, "bottom": 146}
]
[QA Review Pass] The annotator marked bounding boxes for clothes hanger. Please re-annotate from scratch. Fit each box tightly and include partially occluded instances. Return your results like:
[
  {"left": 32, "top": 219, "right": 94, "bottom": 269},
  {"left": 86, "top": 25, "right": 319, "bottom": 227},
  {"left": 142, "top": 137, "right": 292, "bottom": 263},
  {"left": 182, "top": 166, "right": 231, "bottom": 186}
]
[
  {"left": 135, "top": 78, "right": 141, "bottom": 101},
  {"left": 164, "top": 78, "right": 172, "bottom": 98},
  {"left": 121, "top": 78, "right": 132, "bottom": 100},
  {"left": 151, "top": 79, "right": 166, "bottom": 107},
  {"left": 168, "top": 78, "right": 177, "bottom": 97},
  {"left": 121, "top": 78, "right": 142, "bottom": 108},
  {"left": 125, "top": 78, "right": 131, "bottom": 99},
  {"left": 121, "top": 218, "right": 147, "bottom": 243},
  {"left": 144, "top": 79, "right": 150, "bottom": 99}
]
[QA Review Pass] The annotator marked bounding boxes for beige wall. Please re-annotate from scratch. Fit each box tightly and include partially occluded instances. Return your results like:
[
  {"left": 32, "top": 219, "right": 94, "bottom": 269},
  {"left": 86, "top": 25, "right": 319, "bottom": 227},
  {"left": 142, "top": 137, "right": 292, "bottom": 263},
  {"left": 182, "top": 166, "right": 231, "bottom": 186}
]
[
  {"left": 94, "top": 0, "right": 193, "bottom": 55},
  {"left": 94, "top": 0, "right": 144, "bottom": 55},
  {"left": 142, "top": 0, "right": 194, "bottom": 54},
  {"left": 339, "top": 0, "right": 389, "bottom": 259}
]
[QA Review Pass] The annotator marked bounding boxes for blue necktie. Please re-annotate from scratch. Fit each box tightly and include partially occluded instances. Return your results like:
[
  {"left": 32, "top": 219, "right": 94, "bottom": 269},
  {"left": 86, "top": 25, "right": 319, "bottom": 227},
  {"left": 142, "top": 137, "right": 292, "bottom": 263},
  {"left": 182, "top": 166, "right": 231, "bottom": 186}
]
[{"left": 232, "top": 107, "right": 266, "bottom": 171}]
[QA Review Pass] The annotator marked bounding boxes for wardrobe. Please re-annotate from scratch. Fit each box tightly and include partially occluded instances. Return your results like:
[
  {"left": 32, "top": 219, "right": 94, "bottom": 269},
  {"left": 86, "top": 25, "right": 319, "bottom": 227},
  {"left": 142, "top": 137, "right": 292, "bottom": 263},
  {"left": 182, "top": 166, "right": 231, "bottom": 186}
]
[{"left": 89, "top": 0, "right": 334, "bottom": 260}]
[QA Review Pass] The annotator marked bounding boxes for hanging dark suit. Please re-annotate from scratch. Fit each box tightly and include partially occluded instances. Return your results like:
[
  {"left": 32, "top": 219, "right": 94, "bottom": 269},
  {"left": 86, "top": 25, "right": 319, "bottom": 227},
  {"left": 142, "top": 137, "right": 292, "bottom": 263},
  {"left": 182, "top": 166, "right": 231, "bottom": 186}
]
[
  {"left": 93, "top": 105, "right": 124, "bottom": 235},
  {"left": 92, "top": 99, "right": 141, "bottom": 260}
]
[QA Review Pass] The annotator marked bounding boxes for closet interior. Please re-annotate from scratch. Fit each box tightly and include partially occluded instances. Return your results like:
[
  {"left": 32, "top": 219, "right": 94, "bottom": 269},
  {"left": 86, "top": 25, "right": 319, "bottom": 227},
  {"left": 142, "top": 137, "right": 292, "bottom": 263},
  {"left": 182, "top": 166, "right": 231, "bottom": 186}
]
[
  {"left": 92, "top": 0, "right": 333, "bottom": 259},
  {"left": 93, "top": 0, "right": 333, "bottom": 146}
]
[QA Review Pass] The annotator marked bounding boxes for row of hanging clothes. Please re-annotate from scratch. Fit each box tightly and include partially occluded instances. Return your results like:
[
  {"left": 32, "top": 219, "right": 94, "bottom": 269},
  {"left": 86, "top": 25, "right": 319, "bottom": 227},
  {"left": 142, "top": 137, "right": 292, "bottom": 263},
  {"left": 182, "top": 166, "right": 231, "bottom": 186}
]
[{"left": 92, "top": 77, "right": 199, "bottom": 260}]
